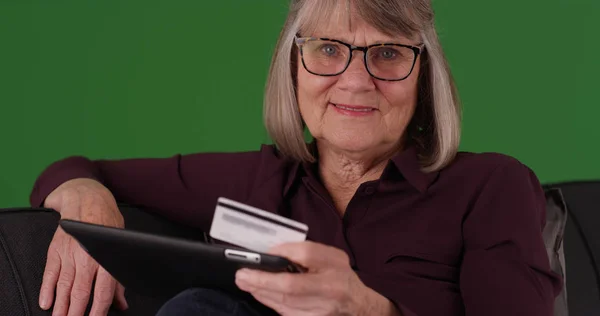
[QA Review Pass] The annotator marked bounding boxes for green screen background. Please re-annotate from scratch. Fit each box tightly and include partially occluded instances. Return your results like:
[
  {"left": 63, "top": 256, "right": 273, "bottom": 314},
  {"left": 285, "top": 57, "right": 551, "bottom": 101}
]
[{"left": 1, "top": 1, "right": 599, "bottom": 207}]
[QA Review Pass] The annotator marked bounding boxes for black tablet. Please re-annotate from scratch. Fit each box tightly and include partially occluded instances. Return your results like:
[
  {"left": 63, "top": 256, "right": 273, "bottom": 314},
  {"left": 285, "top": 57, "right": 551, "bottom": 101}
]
[{"left": 59, "top": 219, "right": 303, "bottom": 298}]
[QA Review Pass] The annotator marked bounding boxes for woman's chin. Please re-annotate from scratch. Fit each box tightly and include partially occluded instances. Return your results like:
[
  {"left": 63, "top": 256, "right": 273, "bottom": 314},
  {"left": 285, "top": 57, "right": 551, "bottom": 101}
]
[{"left": 325, "top": 137, "right": 379, "bottom": 155}]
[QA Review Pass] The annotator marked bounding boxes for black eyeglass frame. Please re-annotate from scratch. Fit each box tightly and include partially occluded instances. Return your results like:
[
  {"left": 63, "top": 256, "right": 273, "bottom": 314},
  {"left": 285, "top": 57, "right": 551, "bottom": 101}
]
[{"left": 294, "top": 36, "right": 425, "bottom": 82}]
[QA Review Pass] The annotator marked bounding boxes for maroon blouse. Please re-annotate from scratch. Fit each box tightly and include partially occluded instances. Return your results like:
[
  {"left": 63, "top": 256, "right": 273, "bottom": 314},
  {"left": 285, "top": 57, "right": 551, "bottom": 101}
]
[{"left": 30, "top": 144, "right": 562, "bottom": 316}]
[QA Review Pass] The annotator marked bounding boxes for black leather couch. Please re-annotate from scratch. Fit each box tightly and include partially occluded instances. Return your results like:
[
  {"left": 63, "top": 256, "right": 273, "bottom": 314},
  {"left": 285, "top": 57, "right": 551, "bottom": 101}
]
[
  {"left": 1, "top": 181, "right": 599, "bottom": 316},
  {"left": 543, "top": 181, "right": 600, "bottom": 316}
]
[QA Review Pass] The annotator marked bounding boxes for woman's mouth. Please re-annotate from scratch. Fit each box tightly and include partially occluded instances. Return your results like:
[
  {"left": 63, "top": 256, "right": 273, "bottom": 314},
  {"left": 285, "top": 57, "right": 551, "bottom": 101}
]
[{"left": 329, "top": 103, "right": 376, "bottom": 116}]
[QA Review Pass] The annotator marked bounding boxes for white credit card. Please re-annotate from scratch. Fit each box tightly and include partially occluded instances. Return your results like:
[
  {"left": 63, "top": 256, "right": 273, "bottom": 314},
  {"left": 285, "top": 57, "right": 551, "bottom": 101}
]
[{"left": 209, "top": 197, "right": 309, "bottom": 253}]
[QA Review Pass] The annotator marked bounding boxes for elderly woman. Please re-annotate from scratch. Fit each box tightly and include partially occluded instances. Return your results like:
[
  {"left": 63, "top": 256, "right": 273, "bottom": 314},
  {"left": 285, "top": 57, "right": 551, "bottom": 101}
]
[{"left": 31, "top": 0, "right": 561, "bottom": 315}]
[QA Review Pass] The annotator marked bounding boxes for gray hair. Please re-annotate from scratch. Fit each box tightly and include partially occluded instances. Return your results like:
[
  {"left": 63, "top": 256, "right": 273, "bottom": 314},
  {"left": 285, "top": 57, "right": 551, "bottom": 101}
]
[{"left": 263, "top": 0, "right": 461, "bottom": 172}]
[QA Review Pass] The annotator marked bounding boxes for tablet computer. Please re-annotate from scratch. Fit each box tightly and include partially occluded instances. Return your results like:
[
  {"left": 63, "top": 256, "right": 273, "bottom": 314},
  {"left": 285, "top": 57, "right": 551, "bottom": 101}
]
[{"left": 59, "top": 219, "right": 303, "bottom": 298}]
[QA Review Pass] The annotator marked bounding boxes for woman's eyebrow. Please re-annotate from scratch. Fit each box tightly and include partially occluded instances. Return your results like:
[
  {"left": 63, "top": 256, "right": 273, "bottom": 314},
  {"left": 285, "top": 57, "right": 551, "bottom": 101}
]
[{"left": 308, "top": 35, "right": 411, "bottom": 44}]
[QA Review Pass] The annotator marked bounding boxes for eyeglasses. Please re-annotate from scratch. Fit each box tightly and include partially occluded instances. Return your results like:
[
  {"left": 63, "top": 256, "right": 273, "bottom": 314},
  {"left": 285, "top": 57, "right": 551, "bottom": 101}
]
[{"left": 294, "top": 36, "right": 424, "bottom": 81}]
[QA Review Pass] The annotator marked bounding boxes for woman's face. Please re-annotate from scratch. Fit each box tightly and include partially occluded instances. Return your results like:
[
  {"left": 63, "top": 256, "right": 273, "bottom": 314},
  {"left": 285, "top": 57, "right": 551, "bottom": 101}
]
[{"left": 297, "top": 15, "right": 421, "bottom": 155}]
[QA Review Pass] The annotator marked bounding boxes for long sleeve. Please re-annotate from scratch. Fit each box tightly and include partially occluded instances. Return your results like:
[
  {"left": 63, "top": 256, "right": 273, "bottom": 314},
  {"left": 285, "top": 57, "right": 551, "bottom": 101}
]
[
  {"left": 30, "top": 145, "right": 287, "bottom": 231},
  {"left": 459, "top": 158, "right": 562, "bottom": 315}
]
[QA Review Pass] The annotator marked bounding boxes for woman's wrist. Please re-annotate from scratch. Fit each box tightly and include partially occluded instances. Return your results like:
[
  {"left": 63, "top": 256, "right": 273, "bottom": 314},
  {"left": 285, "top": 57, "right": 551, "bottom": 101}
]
[{"left": 45, "top": 178, "right": 123, "bottom": 227}]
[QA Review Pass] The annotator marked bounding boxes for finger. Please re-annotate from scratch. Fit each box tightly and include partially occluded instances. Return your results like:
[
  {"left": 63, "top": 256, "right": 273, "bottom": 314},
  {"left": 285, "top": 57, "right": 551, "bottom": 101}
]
[
  {"left": 40, "top": 247, "right": 61, "bottom": 310},
  {"left": 251, "top": 290, "right": 289, "bottom": 315},
  {"left": 112, "top": 283, "right": 128, "bottom": 310},
  {"left": 66, "top": 256, "right": 97, "bottom": 316},
  {"left": 269, "top": 241, "right": 349, "bottom": 269},
  {"left": 251, "top": 289, "right": 318, "bottom": 316},
  {"left": 236, "top": 268, "right": 313, "bottom": 295},
  {"left": 89, "top": 267, "right": 117, "bottom": 316},
  {"left": 53, "top": 261, "right": 76, "bottom": 316}
]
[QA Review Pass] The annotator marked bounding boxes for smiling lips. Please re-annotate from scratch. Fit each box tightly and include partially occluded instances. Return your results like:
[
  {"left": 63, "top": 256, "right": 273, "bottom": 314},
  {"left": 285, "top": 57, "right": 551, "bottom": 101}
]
[{"left": 329, "top": 103, "right": 377, "bottom": 116}]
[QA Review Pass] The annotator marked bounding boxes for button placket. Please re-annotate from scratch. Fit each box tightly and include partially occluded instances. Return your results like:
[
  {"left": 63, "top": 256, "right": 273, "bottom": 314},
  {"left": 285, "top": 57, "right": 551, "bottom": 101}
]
[
  {"left": 345, "top": 182, "right": 379, "bottom": 226},
  {"left": 302, "top": 177, "right": 359, "bottom": 268}
]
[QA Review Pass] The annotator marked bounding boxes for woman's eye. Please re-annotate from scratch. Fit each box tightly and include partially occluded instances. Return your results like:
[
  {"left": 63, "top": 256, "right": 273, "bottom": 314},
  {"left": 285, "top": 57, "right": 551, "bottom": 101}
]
[
  {"left": 321, "top": 45, "right": 338, "bottom": 56},
  {"left": 379, "top": 49, "right": 397, "bottom": 59}
]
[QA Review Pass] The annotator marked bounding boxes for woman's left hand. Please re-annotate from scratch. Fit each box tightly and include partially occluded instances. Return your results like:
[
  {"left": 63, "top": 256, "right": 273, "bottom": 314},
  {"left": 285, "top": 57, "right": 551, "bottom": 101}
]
[{"left": 235, "top": 241, "right": 400, "bottom": 316}]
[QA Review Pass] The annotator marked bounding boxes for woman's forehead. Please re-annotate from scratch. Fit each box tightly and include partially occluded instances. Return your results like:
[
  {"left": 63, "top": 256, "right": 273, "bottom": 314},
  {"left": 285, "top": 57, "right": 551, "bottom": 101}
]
[
  {"left": 303, "top": 18, "right": 414, "bottom": 44},
  {"left": 297, "top": 0, "right": 420, "bottom": 43}
]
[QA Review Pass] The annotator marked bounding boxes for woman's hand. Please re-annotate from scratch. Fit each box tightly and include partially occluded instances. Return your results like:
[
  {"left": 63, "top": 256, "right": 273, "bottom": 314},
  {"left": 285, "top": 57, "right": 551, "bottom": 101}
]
[
  {"left": 41, "top": 178, "right": 128, "bottom": 316},
  {"left": 235, "top": 241, "right": 401, "bottom": 316}
]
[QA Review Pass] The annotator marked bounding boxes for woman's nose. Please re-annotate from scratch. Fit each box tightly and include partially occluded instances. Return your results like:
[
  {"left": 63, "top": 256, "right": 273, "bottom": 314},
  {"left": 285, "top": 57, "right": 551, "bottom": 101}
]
[{"left": 336, "top": 51, "right": 376, "bottom": 92}]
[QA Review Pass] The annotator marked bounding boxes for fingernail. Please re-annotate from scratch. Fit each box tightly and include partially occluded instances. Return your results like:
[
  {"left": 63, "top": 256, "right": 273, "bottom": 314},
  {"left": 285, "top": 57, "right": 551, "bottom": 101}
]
[{"left": 39, "top": 295, "right": 48, "bottom": 309}]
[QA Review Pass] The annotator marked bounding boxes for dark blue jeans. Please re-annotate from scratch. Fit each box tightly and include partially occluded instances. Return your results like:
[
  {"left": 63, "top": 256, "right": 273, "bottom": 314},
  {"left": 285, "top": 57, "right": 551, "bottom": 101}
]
[{"left": 156, "top": 288, "right": 278, "bottom": 316}]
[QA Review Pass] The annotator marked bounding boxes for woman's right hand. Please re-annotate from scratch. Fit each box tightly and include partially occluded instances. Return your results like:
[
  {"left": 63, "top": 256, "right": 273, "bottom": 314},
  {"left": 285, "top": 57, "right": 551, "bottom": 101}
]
[{"left": 41, "top": 178, "right": 129, "bottom": 316}]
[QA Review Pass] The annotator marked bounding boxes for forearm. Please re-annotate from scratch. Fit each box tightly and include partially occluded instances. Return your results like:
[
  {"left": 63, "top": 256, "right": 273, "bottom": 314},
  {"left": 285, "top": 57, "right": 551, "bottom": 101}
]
[
  {"left": 31, "top": 154, "right": 189, "bottom": 211},
  {"left": 31, "top": 148, "right": 268, "bottom": 230}
]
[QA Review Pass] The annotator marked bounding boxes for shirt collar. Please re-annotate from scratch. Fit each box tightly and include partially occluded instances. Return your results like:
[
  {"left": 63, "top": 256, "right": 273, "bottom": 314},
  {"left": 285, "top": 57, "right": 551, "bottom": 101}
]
[
  {"left": 283, "top": 161, "right": 302, "bottom": 197},
  {"left": 388, "top": 145, "right": 439, "bottom": 193},
  {"left": 287, "top": 142, "right": 438, "bottom": 195}
]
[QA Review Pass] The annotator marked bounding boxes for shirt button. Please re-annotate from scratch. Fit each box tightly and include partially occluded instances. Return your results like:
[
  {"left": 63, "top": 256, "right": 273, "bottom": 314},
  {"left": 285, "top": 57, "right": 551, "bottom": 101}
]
[{"left": 364, "top": 186, "right": 376, "bottom": 195}]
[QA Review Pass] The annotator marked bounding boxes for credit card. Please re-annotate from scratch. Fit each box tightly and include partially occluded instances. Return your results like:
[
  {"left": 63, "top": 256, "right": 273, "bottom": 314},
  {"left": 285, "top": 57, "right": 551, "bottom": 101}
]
[{"left": 209, "top": 197, "right": 309, "bottom": 253}]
